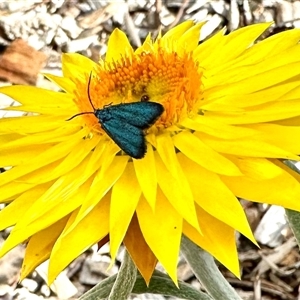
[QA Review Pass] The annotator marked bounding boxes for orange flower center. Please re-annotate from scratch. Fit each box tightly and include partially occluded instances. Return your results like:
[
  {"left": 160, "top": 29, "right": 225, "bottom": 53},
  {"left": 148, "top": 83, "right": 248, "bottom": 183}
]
[{"left": 75, "top": 46, "right": 203, "bottom": 133}]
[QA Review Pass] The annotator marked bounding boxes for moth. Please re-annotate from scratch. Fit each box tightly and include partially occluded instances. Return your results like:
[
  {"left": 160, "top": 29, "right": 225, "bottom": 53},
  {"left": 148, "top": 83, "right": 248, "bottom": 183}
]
[{"left": 68, "top": 74, "right": 164, "bottom": 159}]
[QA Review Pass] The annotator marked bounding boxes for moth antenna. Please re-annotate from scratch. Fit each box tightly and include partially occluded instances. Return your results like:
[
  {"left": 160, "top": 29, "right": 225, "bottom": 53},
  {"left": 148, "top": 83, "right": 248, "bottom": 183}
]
[
  {"left": 66, "top": 112, "right": 95, "bottom": 121},
  {"left": 66, "top": 72, "right": 96, "bottom": 121},
  {"left": 87, "top": 72, "right": 96, "bottom": 111}
]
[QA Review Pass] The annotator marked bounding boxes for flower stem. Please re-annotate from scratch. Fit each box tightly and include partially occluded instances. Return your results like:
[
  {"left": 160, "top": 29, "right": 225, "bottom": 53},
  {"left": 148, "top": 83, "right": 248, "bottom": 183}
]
[
  {"left": 181, "top": 235, "right": 242, "bottom": 300},
  {"left": 108, "top": 250, "right": 137, "bottom": 300}
]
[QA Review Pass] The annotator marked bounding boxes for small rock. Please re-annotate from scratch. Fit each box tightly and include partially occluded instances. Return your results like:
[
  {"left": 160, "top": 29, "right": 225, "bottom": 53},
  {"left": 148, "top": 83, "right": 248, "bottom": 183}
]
[
  {"left": 27, "top": 34, "right": 47, "bottom": 50},
  {"left": 79, "top": 255, "right": 118, "bottom": 285},
  {"left": 36, "top": 261, "right": 78, "bottom": 299},
  {"left": 254, "top": 205, "right": 287, "bottom": 247},
  {"left": 63, "top": 5, "right": 82, "bottom": 19},
  {"left": 53, "top": 27, "right": 70, "bottom": 47},
  {"left": 40, "top": 284, "right": 51, "bottom": 297},
  {"left": 177, "top": 262, "right": 194, "bottom": 282},
  {"left": 60, "top": 16, "right": 83, "bottom": 39},
  {"left": 44, "top": 29, "right": 56, "bottom": 45},
  {"left": 20, "top": 278, "right": 39, "bottom": 293},
  {"left": 13, "top": 287, "right": 41, "bottom": 300},
  {"left": 66, "top": 35, "right": 99, "bottom": 53},
  {"left": 0, "top": 244, "right": 24, "bottom": 285},
  {"left": 0, "top": 284, "right": 13, "bottom": 298},
  {"left": 190, "top": 278, "right": 202, "bottom": 290},
  {"left": 50, "top": 14, "right": 63, "bottom": 27},
  {"left": 200, "top": 14, "right": 224, "bottom": 40}
]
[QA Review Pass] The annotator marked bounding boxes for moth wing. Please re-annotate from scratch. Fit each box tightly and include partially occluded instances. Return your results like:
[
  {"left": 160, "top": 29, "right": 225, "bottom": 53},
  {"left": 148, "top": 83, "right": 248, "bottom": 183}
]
[
  {"left": 101, "top": 117, "right": 146, "bottom": 159},
  {"left": 105, "top": 102, "right": 164, "bottom": 129}
]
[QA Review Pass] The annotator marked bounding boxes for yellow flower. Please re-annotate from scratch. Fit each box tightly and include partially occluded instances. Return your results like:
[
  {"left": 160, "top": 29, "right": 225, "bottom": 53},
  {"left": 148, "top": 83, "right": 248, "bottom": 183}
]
[{"left": 1, "top": 21, "right": 300, "bottom": 285}]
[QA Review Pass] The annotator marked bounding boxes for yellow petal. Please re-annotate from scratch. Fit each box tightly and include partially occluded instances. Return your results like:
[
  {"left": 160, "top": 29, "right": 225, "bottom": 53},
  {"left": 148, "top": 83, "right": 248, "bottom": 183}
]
[
  {"left": 25, "top": 149, "right": 108, "bottom": 229},
  {"left": 195, "top": 131, "right": 299, "bottom": 160},
  {"left": 183, "top": 204, "right": 240, "bottom": 278},
  {"left": 0, "top": 144, "right": 56, "bottom": 169},
  {"left": 221, "top": 162, "right": 300, "bottom": 211},
  {"left": 177, "top": 23, "right": 204, "bottom": 54},
  {"left": 133, "top": 144, "right": 157, "bottom": 210},
  {"left": 48, "top": 194, "right": 110, "bottom": 284},
  {"left": 106, "top": 29, "right": 134, "bottom": 63},
  {"left": 0, "top": 162, "right": 60, "bottom": 202},
  {"left": 193, "top": 28, "right": 226, "bottom": 64},
  {"left": 21, "top": 216, "right": 68, "bottom": 280},
  {"left": 136, "top": 190, "right": 182, "bottom": 285},
  {"left": 0, "top": 85, "right": 74, "bottom": 112},
  {"left": 205, "top": 61, "right": 300, "bottom": 98},
  {"left": 110, "top": 163, "right": 141, "bottom": 261},
  {"left": 138, "top": 33, "right": 152, "bottom": 53},
  {"left": 198, "top": 23, "right": 272, "bottom": 69},
  {"left": 208, "top": 81, "right": 300, "bottom": 108},
  {"left": 0, "top": 115, "right": 66, "bottom": 134},
  {"left": 44, "top": 74, "right": 76, "bottom": 94},
  {"left": 229, "top": 157, "right": 284, "bottom": 180},
  {"left": 0, "top": 177, "right": 94, "bottom": 257},
  {"left": 181, "top": 115, "right": 258, "bottom": 139},
  {"left": 124, "top": 213, "right": 157, "bottom": 285},
  {"left": 226, "top": 28, "right": 300, "bottom": 71},
  {"left": 178, "top": 153, "right": 255, "bottom": 244},
  {"left": 155, "top": 152, "right": 199, "bottom": 231},
  {"left": 249, "top": 123, "right": 300, "bottom": 154},
  {"left": 0, "top": 182, "right": 52, "bottom": 230},
  {"left": 77, "top": 153, "right": 128, "bottom": 222},
  {"left": 173, "top": 131, "right": 242, "bottom": 176},
  {"left": 162, "top": 20, "right": 195, "bottom": 46},
  {"left": 0, "top": 126, "right": 82, "bottom": 152},
  {"left": 62, "top": 53, "right": 96, "bottom": 80},
  {"left": 0, "top": 128, "right": 87, "bottom": 187},
  {"left": 156, "top": 133, "right": 179, "bottom": 177}
]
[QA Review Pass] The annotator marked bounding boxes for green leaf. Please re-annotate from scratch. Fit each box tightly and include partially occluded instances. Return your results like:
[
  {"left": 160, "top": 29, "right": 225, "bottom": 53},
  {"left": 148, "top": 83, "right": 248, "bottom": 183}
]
[
  {"left": 133, "top": 273, "right": 212, "bottom": 300},
  {"left": 79, "top": 270, "right": 211, "bottom": 300}
]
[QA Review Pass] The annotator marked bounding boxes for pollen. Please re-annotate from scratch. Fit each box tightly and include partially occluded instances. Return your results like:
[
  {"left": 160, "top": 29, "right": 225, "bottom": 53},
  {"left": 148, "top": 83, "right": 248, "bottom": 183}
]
[{"left": 74, "top": 46, "right": 203, "bottom": 133}]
